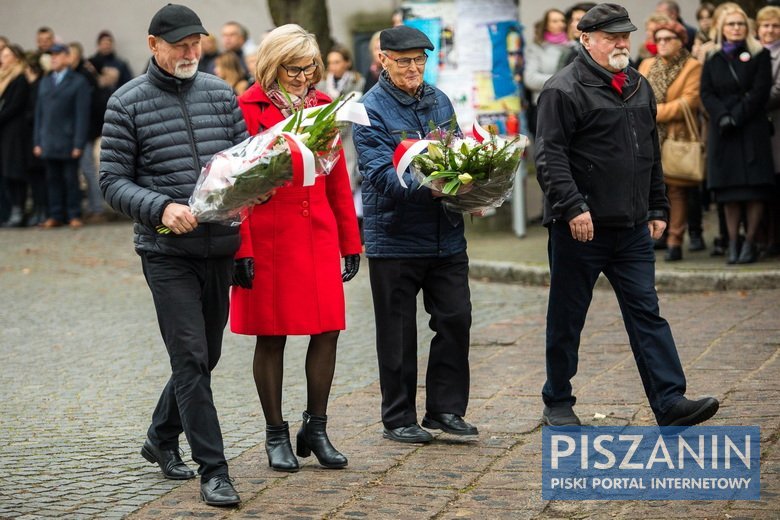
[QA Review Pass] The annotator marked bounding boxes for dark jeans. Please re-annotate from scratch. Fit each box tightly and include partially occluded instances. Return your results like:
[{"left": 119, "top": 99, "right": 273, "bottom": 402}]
[
  {"left": 140, "top": 252, "right": 233, "bottom": 481},
  {"left": 543, "top": 222, "right": 687, "bottom": 422},
  {"left": 368, "top": 252, "right": 472, "bottom": 429},
  {"left": 44, "top": 158, "right": 81, "bottom": 222}
]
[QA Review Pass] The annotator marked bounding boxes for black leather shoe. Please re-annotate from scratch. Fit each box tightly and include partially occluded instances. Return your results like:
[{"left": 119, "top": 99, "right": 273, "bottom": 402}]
[
  {"left": 542, "top": 406, "right": 581, "bottom": 426},
  {"left": 266, "top": 421, "right": 299, "bottom": 472},
  {"left": 664, "top": 246, "right": 682, "bottom": 262},
  {"left": 688, "top": 233, "right": 706, "bottom": 252},
  {"left": 383, "top": 423, "right": 433, "bottom": 443},
  {"left": 141, "top": 439, "right": 195, "bottom": 480},
  {"left": 658, "top": 397, "right": 719, "bottom": 426},
  {"left": 200, "top": 474, "right": 241, "bottom": 507},
  {"left": 422, "top": 413, "right": 479, "bottom": 436}
]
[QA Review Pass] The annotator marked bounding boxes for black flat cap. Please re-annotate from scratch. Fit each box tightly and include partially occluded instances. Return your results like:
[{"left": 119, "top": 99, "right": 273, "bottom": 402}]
[
  {"left": 380, "top": 25, "right": 434, "bottom": 52},
  {"left": 577, "top": 3, "right": 637, "bottom": 33},
  {"left": 149, "top": 3, "right": 208, "bottom": 43}
]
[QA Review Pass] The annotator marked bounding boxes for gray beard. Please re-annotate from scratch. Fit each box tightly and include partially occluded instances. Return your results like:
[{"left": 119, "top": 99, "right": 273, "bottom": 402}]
[{"left": 609, "top": 53, "right": 630, "bottom": 70}]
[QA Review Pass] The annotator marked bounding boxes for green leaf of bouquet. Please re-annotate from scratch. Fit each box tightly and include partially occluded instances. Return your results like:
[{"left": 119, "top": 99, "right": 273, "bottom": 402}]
[{"left": 443, "top": 178, "right": 460, "bottom": 195}]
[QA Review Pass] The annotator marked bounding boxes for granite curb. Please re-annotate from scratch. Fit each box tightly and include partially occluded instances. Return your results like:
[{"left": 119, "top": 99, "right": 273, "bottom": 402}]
[{"left": 469, "top": 259, "right": 780, "bottom": 292}]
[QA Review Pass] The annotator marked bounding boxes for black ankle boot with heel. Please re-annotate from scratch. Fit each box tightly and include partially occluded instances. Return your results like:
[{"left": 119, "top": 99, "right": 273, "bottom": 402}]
[
  {"left": 296, "top": 411, "right": 347, "bottom": 469},
  {"left": 265, "top": 421, "right": 299, "bottom": 472}
]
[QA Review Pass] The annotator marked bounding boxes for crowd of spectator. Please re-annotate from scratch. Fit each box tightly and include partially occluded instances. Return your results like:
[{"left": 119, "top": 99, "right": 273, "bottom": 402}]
[
  {"left": 0, "top": 21, "right": 255, "bottom": 229},
  {"left": 523, "top": 1, "right": 780, "bottom": 264},
  {"left": 2, "top": 2, "right": 779, "bottom": 265}
]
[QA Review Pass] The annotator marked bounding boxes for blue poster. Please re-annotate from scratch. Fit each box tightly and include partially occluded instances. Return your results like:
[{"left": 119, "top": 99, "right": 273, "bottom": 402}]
[
  {"left": 404, "top": 18, "right": 441, "bottom": 86},
  {"left": 488, "top": 20, "right": 522, "bottom": 99}
]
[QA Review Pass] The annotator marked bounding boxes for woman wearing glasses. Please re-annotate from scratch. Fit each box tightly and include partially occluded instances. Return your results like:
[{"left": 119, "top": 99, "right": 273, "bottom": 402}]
[
  {"left": 701, "top": 5, "right": 774, "bottom": 264},
  {"left": 638, "top": 21, "right": 702, "bottom": 262},
  {"left": 230, "top": 24, "right": 362, "bottom": 472}
]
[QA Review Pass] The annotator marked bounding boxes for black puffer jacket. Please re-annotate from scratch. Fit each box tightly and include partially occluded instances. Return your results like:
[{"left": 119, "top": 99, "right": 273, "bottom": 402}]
[
  {"left": 100, "top": 59, "right": 247, "bottom": 257},
  {"left": 535, "top": 49, "right": 668, "bottom": 227}
]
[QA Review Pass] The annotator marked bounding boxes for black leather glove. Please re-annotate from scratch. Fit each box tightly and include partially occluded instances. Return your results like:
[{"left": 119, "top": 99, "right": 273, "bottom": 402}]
[
  {"left": 232, "top": 258, "right": 255, "bottom": 289},
  {"left": 718, "top": 115, "right": 737, "bottom": 135},
  {"left": 342, "top": 254, "right": 360, "bottom": 282}
]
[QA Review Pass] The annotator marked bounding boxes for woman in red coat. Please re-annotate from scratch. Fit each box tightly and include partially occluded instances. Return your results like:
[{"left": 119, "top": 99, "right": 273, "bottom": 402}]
[{"left": 230, "top": 24, "right": 362, "bottom": 472}]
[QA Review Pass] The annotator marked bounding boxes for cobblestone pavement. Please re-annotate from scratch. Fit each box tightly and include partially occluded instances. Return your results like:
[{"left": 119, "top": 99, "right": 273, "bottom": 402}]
[{"left": 1, "top": 222, "right": 778, "bottom": 519}]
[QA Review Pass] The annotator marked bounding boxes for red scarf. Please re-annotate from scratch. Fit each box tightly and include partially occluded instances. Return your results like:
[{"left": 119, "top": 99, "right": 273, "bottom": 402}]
[{"left": 611, "top": 71, "right": 627, "bottom": 95}]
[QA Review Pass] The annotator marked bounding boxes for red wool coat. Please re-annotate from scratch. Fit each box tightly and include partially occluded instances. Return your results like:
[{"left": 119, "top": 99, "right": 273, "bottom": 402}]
[{"left": 229, "top": 84, "right": 362, "bottom": 336}]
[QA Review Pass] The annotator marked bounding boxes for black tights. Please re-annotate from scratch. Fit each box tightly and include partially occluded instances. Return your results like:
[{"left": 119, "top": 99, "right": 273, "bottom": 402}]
[
  {"left": 253, "top": 331, "right": 339, "bottom": 426},
  {"left": 724, "top": 201, "right": 764, "bottom": 245}
]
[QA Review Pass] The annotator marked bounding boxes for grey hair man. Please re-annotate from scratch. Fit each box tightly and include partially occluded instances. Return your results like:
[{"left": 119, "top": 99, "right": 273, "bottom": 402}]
[
  {"left": 99, "top": 3, "right": 256, "bottom": 507},
  {"left": 534, "top": 3, "right": 719, "bottom": 428}
]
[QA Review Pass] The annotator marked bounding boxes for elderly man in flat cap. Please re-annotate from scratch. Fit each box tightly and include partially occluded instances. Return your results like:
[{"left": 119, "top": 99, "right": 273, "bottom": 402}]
[
  {"left": 534, "top": 3, "right": 719, "bottom": 428},
  {"left": 353, "top": 25, "right": 478, "bottom": 444},
  {"left": 100, "top": 3, "right": 258, "bottom": 506}
]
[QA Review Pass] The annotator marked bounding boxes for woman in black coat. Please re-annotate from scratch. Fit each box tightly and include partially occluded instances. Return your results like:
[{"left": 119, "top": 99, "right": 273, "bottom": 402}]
[
  {"left": 701, "top": 5, "right": 775, "bottom": 264},
  {"left": 0, "top": 44, "right": 30, "bottom": 227}
]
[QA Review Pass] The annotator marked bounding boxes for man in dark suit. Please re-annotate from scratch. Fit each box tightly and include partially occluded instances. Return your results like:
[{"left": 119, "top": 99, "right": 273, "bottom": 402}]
[{"left": 33, "top": 43, "right": 91, "bottom": 228}]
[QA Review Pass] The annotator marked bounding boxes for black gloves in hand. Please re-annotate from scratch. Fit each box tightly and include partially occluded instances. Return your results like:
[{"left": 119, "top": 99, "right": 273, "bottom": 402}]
[
  {"left": 342, "top": 254, "right": 360, "bottom": 282},
  {"left": 718, "top": 115, "right": 737, "bottom": 135},
  {"left": 233, "top": 258, "right": 255, "bottom": 289}
]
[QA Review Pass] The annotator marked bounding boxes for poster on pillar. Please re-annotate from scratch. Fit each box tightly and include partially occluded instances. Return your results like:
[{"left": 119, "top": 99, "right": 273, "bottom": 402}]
[{"left": 400, "top": 0, "right": 522, "bottom": 135}]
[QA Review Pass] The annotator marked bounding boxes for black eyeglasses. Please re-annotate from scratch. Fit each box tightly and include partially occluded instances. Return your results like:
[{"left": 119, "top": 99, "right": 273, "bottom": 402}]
[
  {"left": 724, "top": 21, "right": 747, "bottom": 28},
  {"left": 280, "top": 62, "right": 318, "bottom": 78},
  {"left": 382, "top": 52, "right": 428, "bottom": 68}
]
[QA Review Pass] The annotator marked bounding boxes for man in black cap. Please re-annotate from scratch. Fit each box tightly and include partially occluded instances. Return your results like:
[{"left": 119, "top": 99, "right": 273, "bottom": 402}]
[
  {"left": 100, "top": 3, "right": 256, "bottom": 506},
  {"left": 353, "top": 25, "right": 479, "bottom": 444},
  {"left": 534, "top": 3, "right": 719, "bottom": 428}
]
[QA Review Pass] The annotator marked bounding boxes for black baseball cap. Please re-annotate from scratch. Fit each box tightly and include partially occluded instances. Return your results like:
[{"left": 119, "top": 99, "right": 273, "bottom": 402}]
[
  {"left": 148, "top": 3, "right": 208, "bottom": 43},
  {"left": 380, "top": 25, "right": 434, "bottom": 52},
  {"left": 577, "top": 3, "right": 637, "bottom": 33}
]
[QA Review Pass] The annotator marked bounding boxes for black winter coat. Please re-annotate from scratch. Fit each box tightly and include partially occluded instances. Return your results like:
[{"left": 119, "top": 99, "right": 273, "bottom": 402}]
[
  {"left": 100, "top": 59, "right": 248, "bottom": 258},
  {"left": 535, "top": 51, "right": 668, "bottom": 227},
  {"left": 0, "top": 74, "right": 30, "bottom": 181},
  {"left": 700, "top": 46, "right": 774, "bottom": 193}
]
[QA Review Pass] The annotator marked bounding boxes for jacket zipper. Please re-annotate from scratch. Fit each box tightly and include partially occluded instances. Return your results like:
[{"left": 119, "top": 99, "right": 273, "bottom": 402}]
[
  {"left": 623, "top": 80, "right": 642, "bottom": 223},
  {"left": 176, "top": 84, "right": 210, "bottom": 257}
]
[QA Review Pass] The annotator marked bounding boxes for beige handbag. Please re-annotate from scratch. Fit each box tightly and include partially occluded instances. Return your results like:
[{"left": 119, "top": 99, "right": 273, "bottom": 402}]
[{"left": 661, "top": 98, "right": 705, "bottom": 182}]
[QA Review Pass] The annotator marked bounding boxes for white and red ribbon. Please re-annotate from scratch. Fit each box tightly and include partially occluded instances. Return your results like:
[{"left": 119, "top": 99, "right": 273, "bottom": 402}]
[
  {"left": 392, "top": 138, "right": 436, "bottom": 188},
  {"left": 266, "top": 100, "right": 370, "bottom": 187},
  {"left": 472, "top": 121, "right": 493, "bottom": 143},
  {"left": 280, "top": 132, "right": 316, "bottom": 187}
]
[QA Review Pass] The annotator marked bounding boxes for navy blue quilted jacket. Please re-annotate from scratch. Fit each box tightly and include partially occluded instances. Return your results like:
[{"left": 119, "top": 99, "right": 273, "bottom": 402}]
[
  {"left": 99, "top": 59, "right": 247, "bottom": 258},
  {"left": 353, "top": 74, "right": 466, "bottom": 258}
]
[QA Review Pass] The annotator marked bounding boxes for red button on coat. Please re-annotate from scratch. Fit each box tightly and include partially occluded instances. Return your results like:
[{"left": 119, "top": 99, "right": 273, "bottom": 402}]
[{"left": 302, "top": 209, "right": 310, "bottom": 217}]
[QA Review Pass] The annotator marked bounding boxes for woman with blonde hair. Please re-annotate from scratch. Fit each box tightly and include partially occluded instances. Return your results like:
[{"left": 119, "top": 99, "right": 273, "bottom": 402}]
[
  {"left": 701, "top": 5, "right": 774, "bottom": 264},
  {"left": 230, "top": 24, "right": 362, "bottom": 472},
  {"left": 639, "top": 22, "right": 702, "bottom": 261},
  {"left": 214, "top": 51, "right": 248, "bottom": 95}
]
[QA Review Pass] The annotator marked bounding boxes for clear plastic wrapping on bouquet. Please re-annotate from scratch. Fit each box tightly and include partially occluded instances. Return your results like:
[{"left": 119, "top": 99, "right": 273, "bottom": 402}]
[
  {"left": 187, "top": 131, "right": 342, "bottom": 226},
  {"left": 409, "top": 133, "right": 527, "bottom": 214}
]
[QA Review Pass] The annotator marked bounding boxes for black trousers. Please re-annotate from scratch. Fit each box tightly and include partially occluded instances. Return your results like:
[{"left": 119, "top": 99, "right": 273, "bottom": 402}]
[
  {"left": 368, "top": 252, "right": 472, "bottom": 429},
  {"left": 543, "top": 222, "right": 687, "bottom": 423},
  {"left": 140, "top": 252, "right": 233, "bottom": 481}
]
